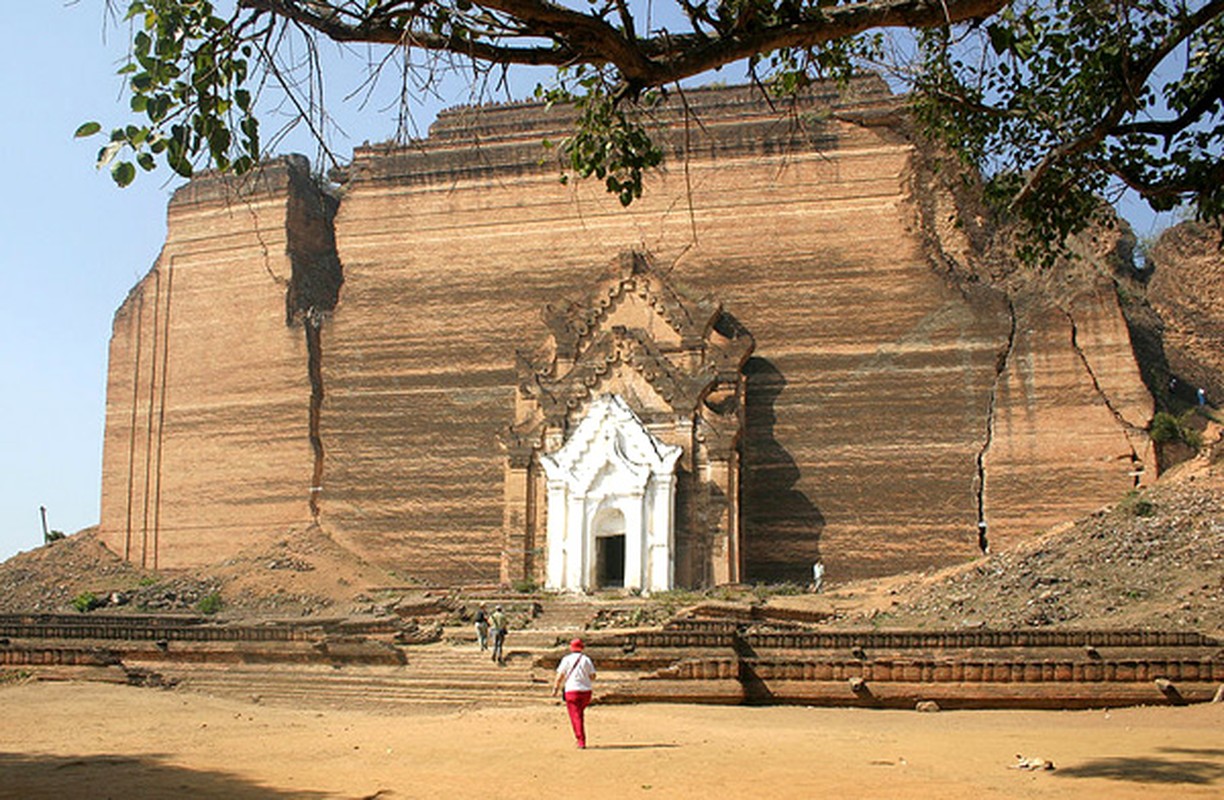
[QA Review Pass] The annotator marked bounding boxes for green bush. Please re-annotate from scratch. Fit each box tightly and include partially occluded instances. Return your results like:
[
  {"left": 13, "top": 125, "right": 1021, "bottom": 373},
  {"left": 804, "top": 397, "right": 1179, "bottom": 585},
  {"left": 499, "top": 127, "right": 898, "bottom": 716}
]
[
  {"left": 196, "top": 592, "right": 223, "bottom": 615},
  {"left": 746, "top": 582, "right": 805, "bottom": 602},
  {"left": 72, "top": 591, "right": 101, "bottom": 613},
  {"left": 0, "top": 669, "right": 33, "bottom": 685},
  {"left": 1149, "top": 410, "right": 1202, "bottom": 448},
  {"left": 1119, "top": 490, "right": 1156, "bottom": 518}
]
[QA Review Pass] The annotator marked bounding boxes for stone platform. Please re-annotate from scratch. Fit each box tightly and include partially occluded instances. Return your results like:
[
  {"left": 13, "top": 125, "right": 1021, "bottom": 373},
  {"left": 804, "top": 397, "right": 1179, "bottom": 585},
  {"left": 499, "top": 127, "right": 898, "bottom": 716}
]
[{"left": 2, "top": 605, "right": 1220, "bottom": 711}]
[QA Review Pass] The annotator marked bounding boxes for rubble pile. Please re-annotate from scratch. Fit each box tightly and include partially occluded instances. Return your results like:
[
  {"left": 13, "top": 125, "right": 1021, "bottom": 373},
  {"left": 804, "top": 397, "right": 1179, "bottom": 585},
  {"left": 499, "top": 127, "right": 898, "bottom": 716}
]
[{"left": 853, "top": 470, "right": 1223, "bottom": 634}]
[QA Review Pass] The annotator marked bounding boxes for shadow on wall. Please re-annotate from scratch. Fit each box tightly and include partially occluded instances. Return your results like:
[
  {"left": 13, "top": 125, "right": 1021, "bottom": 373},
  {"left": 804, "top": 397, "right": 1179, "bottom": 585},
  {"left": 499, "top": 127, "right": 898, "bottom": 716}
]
[
  {"left": 740, "top": 357, "right": 825, "bottom": 584},
  {"left": 0, "top": 753, "right": 333, "bottom": 799}
]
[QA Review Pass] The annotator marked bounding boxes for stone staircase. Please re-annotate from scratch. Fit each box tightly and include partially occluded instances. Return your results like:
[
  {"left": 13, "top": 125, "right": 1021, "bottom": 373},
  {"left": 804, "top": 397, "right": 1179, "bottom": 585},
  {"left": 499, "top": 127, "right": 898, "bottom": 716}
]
[
  {"left": 0, "top": 599, "right": 606, "bottom": 712},
  {"left": 152, "top": 644, "right": 551, "bottom": 711},
  {"left": 151, "top": 596, "right": 606, "bottom": 710}
]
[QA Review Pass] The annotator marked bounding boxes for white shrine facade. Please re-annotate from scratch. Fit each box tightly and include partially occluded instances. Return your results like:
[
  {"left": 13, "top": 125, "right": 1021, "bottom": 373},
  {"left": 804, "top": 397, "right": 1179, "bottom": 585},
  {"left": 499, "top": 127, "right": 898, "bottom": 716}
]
[
  {"left": 500, "top": 252, "right": 754, "bottom": 592},
  {"left": 540, "top": 394, "right": 682, "bottom": 592}
]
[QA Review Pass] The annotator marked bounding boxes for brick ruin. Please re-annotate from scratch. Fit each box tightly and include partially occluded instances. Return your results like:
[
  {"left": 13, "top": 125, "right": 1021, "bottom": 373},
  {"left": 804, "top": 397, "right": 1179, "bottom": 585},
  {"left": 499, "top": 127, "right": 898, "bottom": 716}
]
[{"left": 97, "top": 78, "right": 1156, "bottom": 588}]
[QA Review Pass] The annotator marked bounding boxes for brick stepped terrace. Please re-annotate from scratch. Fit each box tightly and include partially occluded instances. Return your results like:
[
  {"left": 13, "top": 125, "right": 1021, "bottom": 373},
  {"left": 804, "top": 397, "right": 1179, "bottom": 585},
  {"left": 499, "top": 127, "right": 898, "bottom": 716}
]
[
  {"left": 3, "top": 608, "right": 1221, "bottom": 711},
  {"left": 567, "top": 620, "right": 1224, "bottom": 709},
  {"left": 0, "top": 598, "right": 600, "bottom": 710}
]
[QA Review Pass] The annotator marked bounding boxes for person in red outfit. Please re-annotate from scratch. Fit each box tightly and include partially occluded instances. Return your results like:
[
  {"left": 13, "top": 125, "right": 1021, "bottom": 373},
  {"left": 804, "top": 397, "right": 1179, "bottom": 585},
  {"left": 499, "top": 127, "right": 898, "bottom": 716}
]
[{"left": 552, "top": 638, "right": 596, "bottom": 748}]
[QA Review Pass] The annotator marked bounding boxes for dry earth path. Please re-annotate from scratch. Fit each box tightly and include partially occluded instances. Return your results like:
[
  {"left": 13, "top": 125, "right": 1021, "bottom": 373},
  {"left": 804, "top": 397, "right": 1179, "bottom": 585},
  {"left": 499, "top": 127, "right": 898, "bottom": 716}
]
[{"left": 1, "top": 680, "right": 1221, "bottom": 799}]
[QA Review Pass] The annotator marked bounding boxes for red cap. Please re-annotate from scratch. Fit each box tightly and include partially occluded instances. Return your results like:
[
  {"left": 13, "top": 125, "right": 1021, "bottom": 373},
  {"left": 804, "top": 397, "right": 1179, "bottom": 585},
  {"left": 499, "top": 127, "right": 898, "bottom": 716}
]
[{"left": 570, "top": 638, "right": 584, "bottom": 651}]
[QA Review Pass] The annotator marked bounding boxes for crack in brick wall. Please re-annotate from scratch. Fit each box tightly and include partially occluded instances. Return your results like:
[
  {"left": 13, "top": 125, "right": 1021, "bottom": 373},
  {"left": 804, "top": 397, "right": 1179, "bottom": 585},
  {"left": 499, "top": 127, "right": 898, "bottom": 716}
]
[
  {"left": 305, "top": 309, "right": 326, "bottom": 519},
  {"left": 976, "top": 300, "right": 1016, "bottom": 553},
  {"left": 284, "top": 171, "right": 343, "bottom": 521},
  {"left": 1064, "top": 309, "right": 1146, "bottom": 487}
]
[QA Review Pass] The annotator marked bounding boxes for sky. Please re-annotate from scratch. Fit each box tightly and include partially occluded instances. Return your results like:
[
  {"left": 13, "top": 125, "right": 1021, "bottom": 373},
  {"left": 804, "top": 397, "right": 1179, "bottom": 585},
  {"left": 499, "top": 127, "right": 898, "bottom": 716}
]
[
  {"left": 0, "top": 3, "right": 437, "bottom": 561},
  {"left": 0, "top": 3, "right": 1180, "bottom": 564}
]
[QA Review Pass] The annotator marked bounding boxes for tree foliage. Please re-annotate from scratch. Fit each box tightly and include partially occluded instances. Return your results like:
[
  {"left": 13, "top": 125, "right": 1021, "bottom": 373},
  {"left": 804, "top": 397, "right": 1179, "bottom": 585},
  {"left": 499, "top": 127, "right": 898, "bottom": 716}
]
[
  {"left": 912, "top": 1, "right": 1224, "bottom": 257},
  {"left": 81, "top": 1, "right": 1223, "bottom": 246}
]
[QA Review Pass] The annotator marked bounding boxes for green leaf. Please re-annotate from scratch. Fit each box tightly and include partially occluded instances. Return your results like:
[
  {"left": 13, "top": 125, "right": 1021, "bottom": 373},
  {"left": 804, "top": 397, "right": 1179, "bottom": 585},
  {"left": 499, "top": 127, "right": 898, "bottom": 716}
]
[
  {"left": 986, "top": 24, "right": 1012, "bottom": 56},
  {"left": 111, "top": 161, "right": 136, "bottom": 187},
  {"left": 74, "top": 121, "right": 102, "bottom": 138}
]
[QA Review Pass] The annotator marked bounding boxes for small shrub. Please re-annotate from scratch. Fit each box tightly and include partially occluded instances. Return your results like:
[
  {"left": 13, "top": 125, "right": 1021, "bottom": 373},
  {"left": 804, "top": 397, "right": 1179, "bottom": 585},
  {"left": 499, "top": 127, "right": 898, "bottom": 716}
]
[
  {"left": 72, "top": 591, "right": 101, "bottom": 613},
  {"left": 511, "top": 578, "right": 539, "bottom": 594},
  {"left": 196, "top": 592, "right": 223, "bottom": 615},
  {"left": 1118, "top": 490, "right": 1156, "bottom": 518},
  {"left": 44, "top": 530, "right": 66, "bottom": 544},
  {"left": 0, "top": 669, "right": 33, "bottom": 685},
  {"left": 1149, "top": 411, "right": 1202, "bottom": 448},
  {"left": 749, "top": 582, "right": 805, "bottom": 602}
]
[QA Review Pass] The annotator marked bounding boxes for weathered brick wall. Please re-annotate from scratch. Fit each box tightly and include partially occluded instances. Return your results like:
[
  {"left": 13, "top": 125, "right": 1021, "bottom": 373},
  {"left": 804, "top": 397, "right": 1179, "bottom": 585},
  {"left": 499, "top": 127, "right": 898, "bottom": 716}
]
[
  {"left": 98, "top": 157, "right": 324, "bottom": 568},
  {"left": 99, "top": 82, "right": 1156, "bottom": 584},
  {"left": 321, "top": 80, "right": 1069, "bottom": 583},
  {"left": 984, "top": 285, "right": 1155, "bottom": 553},
  {"left": 1148, "top": 222, "right": 1224, "bottom": 407}
]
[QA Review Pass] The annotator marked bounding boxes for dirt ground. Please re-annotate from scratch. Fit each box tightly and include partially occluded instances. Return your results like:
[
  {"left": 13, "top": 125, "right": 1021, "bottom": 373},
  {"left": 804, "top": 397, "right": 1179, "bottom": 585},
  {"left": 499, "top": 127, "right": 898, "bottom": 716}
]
[
  {"left": 1, "top": 680, "right": 1221, "bottom": 800},
  {"left": 2, "top": 423, "right": 1220, "bottom": 799}
]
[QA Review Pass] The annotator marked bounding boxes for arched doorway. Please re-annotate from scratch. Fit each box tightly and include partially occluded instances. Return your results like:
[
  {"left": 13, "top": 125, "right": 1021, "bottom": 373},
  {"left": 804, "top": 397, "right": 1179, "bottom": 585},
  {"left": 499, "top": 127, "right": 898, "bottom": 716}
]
[{"left": 593, "top": 507, "right": 626, "bottom": 588}]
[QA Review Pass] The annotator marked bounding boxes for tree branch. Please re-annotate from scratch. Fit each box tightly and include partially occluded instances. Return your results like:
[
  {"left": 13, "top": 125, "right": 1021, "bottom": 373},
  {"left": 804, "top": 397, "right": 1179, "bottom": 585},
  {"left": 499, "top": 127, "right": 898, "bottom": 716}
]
[
  {"left": 239, "top": 0, "right": 1010, "bottom": 87},
  {"left": 1112, "top": 70, "right": 1224, "bottom": 146},
  {"left": 1098, "top": 156, "right": 1224, "bottom": 202},
  {"left": 1010, "top": 0, "right": 1224, "bottom": 208},
  {"left": 239, "top": 0, "right": 582, "bottom": 66}
]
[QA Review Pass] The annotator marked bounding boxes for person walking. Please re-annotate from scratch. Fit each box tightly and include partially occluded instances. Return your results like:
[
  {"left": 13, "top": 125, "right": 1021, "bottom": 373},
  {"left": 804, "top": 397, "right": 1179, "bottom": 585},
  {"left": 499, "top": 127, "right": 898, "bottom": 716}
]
[
  {"left": 489, "top": 605, "right": 508, "bottom": 664},
  {"left": 473, "top": 604, "right": 490, "bottom": 651},
  {"left": 552, "top": 638, "right": 596, "bottom": 749}
]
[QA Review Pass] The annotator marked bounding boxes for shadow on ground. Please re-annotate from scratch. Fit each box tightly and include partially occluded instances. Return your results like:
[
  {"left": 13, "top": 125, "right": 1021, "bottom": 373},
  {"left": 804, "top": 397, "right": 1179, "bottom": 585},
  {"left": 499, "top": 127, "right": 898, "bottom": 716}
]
[
  {"left": 0, "top": 752, "right": 334, "bottom": 799},
  {"left": 1055, "top": 747, "right": 1224, "bottom": 785},
  {"left": 587, "top": 743, "right": 679, "bottom": 751}
]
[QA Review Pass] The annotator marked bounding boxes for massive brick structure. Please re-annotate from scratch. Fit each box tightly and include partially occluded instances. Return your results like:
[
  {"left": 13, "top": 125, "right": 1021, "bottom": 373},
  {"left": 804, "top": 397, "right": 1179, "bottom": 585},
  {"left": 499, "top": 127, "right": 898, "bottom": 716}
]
[{"left": 98, "top": 79, "right": 1156, "bottom": 586}]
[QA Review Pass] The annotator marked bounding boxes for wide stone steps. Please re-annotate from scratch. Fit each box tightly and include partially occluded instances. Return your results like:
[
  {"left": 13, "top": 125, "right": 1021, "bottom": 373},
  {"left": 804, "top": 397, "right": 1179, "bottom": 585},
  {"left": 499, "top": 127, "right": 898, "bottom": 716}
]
[{"left": 156, "top": 645, "right": 556, "bottom": 710}]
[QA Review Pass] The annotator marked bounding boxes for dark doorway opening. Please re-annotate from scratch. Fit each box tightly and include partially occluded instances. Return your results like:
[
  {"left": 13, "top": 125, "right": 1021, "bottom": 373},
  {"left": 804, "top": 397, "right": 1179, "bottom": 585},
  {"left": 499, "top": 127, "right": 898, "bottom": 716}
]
[{"left": 596, "top": 535, "right": 626, "bottom": 588}]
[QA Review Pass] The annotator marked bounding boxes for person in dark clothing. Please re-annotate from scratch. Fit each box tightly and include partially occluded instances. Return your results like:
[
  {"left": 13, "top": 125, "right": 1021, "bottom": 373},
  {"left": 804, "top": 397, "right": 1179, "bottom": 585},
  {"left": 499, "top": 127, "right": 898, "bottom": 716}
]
[{"left": 473, "top": 604, "right": 490, "bottom": 651}]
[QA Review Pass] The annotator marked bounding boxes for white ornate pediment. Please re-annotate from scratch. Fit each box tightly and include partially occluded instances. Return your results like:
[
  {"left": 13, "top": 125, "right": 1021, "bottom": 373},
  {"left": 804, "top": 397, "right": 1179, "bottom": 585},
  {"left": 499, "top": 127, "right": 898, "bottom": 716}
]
[
  {"left": 540, "top": 394, "right": 681, "bottom": 592},
  {"left": 541, "top": 394, "right": 681, "bottom": 496}
]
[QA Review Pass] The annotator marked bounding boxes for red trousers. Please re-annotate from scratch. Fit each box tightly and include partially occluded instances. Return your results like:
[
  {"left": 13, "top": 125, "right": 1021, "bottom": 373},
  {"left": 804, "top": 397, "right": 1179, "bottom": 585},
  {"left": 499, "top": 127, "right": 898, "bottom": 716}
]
[{"left": 564, "top": 690, "right": 592, "bottom": 748}]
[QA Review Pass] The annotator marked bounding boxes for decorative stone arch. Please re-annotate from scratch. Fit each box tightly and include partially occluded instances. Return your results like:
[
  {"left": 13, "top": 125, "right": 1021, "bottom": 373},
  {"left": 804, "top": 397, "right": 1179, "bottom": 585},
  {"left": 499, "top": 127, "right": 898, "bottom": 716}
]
[
  {"left": 500, "top": 251, "right": 754, "bottom": 592},
  {"left": 540, "top": 394, "right": 681, "bottom": 592}
]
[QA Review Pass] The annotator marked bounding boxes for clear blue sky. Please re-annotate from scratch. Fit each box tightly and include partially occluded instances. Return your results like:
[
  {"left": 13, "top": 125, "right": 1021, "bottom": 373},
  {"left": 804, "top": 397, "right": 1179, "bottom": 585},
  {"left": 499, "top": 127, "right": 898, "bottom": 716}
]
[
  {"left": 0, "top": 3, "right": 425, "bottom": 561},
  {"left": 0, "top": 4, "right": 174, "bottom": 560},
  {"left": 0, "top": 3, "right": 1176, "bottom": 564}
]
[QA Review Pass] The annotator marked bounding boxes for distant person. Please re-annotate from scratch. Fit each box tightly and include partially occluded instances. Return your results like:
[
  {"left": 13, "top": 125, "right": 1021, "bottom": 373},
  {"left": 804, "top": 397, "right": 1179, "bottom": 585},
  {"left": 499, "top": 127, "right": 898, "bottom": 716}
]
[
  {"left": 473, "top": 604, "right": 490, "bottom": 652},
  {"left": 490, "top": 605, "right": 508, "bottom": 664},
  {"left": 1197, "top": 387, "right": 1207, "bottom": 407},
  {"left": 552, "top": 638, "right": 596, "bottom": 749}
]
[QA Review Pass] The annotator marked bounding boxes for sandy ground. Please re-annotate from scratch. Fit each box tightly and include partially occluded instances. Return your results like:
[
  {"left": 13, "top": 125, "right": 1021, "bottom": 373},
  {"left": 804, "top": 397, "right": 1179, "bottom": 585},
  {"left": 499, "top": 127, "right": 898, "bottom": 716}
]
[{"left": 1, "top": 681, "right": 1221, "bottom": 799}]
